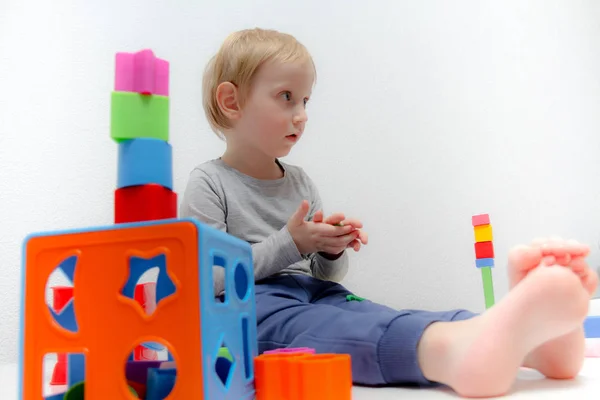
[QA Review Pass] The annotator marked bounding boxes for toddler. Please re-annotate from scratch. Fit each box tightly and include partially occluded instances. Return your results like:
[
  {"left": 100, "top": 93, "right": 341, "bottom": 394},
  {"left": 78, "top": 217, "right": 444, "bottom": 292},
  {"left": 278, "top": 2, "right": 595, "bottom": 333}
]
[{"left": 180, "top": 28, "right": 598, "bottom": 397}]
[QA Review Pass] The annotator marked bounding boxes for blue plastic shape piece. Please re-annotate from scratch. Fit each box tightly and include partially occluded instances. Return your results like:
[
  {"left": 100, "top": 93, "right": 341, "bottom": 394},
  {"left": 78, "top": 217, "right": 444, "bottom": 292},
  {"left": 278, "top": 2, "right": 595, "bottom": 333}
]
[
  {"left": 475, "top": 258, "right": 494, "bottom": 268},
  {"left": 117, "top": 138, "right": 172, "bottom": 189},
  {"left": 146, "top": 367, "right": 177, "bottom": 400},
  {"left": 584, "top": 316, "right": 600, "bottom": 338}
]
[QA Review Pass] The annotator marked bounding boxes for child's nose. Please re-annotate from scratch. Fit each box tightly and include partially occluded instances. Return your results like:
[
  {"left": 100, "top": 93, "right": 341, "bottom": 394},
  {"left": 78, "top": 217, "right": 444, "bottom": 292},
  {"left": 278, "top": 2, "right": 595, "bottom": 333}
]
[{"left": 293, "top": 109, "right": 308, "bottom": 124}]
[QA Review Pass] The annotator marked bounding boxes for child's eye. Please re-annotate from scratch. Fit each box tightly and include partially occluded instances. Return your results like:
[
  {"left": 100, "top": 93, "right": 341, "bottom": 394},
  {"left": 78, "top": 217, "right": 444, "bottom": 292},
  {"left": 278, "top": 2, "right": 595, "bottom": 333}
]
[{"left": 281, "top": 91, "right": 292, "bottom": 101}]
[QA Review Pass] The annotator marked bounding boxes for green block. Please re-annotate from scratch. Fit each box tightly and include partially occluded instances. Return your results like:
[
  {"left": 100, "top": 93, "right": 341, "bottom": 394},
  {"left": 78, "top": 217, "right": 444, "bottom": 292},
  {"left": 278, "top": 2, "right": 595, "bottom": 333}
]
[
  {"left": 111, "top": 91, "right": 169, "bottom": 142},
  {"left": 63, "top": 380, "right": 137, "bottom": 398},
  {"left": 346, "top": 294, "right": 366, "bottom": 302},
  {"left": 218, "top": 346, "right": 234, "bottom": 362},
  {"left": 64, "top": 381, "right": 84, "bottom": 400},
  {"left": 481, "top": 266, "right": 495, "bottom": 309}
]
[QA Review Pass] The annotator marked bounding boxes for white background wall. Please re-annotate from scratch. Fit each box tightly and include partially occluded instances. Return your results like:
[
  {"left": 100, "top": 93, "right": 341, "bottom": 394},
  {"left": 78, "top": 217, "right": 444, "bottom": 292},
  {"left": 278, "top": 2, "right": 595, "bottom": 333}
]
[{"left": 1, "top": 0, "right": 600, "bottom": 365}]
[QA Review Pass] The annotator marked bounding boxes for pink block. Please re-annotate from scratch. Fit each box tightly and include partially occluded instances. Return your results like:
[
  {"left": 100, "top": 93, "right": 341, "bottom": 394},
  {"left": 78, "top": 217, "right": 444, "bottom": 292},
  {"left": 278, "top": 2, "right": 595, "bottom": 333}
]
[
  {"left": 472, "top": 214, "right": 490, "bottom": 226},
  {"left": 115, "top": 49, "right": 169, "bottom": 96},
  {"left": 263, "top": 347, "right": 315, "bottom": 355}
]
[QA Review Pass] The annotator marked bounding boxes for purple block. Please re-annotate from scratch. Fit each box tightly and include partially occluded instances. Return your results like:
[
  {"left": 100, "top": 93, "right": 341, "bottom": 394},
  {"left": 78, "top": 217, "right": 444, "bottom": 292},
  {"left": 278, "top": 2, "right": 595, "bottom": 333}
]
[
  {"left": 125, "top": 360, "right": 163, "bottom": 384},
  {"left": 263, "top": 347, "right": 315, "bottom": 355},
  {"left": 115, "top": 49, "right": 169, "bottom": 96}
]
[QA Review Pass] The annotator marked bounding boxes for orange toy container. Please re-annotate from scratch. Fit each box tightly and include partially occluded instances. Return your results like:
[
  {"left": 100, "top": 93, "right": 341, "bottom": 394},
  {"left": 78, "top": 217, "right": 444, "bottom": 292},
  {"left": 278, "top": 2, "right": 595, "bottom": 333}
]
[
  {"left": 254, "top": 352, "right": 352, "bottom": 400},
  {"left": 20, "top": 220, "right": 204, "bottom": 399}
]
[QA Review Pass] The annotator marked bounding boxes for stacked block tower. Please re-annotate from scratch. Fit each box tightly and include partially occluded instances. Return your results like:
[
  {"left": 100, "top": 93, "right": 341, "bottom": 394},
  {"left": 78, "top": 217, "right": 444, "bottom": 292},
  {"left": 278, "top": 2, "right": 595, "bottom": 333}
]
[
  {"left": 472, "top": 214, "right": 495, "bottom": 309},
  {"left": 112, "top": 49, "right": 176, "bottom": 223},
  {"left": 18, "top": 49, "right": 259, "bottom": 400}
]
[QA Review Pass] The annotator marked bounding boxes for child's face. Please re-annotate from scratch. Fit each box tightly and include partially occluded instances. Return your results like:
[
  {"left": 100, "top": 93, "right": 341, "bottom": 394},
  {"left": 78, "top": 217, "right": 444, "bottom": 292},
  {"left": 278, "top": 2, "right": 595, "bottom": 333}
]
[{"left": 236, "top": 60, "right": 314, "bottom": 158}]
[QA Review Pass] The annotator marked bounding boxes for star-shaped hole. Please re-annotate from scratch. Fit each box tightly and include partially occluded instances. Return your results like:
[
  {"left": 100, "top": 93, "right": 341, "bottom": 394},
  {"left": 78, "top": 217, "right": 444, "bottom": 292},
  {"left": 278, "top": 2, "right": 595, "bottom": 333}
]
[{"left": 120, "top": 253, "right": 176, "bottom": 317}]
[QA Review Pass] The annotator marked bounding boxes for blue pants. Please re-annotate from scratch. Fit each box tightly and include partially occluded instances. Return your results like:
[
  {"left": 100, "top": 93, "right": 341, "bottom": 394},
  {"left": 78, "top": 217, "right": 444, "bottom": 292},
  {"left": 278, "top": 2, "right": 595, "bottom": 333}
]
[{"left": 255, "top": 274, "right": 476, "bottom": 387}]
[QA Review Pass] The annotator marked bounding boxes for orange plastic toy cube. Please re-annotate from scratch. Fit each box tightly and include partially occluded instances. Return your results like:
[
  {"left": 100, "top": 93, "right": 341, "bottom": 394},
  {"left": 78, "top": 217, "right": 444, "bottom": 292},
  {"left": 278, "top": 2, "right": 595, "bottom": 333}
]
[
  {"left": 254, "top": 352, "right": 352, "bottom": 400},
  {"left": 19, "top": 220, "right": 203, "bottom": 399}
]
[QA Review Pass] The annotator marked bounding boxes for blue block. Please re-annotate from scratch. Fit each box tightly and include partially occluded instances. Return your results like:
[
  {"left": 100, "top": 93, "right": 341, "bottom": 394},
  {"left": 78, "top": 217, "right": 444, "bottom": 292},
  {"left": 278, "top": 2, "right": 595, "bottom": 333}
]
[
  {"left": 147, "top": 368, "right": 177, "bottom": 400},
  {"left": 476, "top": 258, "right": 494, "bottom": 268},
  {"left": 584, "top": 316, "right": 600, "bottom": 338},
  {"left": 118, "top": 138, "right": 172, "bottom": 189}
]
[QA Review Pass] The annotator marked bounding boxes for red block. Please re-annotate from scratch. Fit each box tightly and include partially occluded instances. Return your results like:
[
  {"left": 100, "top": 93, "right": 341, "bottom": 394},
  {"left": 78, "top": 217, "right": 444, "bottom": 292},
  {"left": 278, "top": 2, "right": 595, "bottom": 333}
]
[
  {"left": 472, "top": 214, "right": 490, "bottom": 226},
  {"left": 475, "top": 241, "right": 494, "bottom": 258},
  {"left": 115, "top": 184, "right": 177, "bottom": 223}
]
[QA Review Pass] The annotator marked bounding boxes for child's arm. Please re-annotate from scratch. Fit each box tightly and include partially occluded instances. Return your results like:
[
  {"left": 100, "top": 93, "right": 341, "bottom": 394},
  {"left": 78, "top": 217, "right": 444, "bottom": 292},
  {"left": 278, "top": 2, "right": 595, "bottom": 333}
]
[
  {"left": 310, "top": 251, "right": 350, "bottom": 283},
  {"left": 180, "top": 168, "right": 304, "bottom": 293}
]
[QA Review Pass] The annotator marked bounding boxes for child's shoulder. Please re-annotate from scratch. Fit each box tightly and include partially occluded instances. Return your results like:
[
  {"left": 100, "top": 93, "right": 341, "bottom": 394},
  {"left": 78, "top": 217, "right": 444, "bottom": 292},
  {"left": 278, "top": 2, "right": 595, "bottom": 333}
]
[
  {"left": 190, "top": 158, "right": 224, "bottom": 176},
  {"left": 186, "top": 158, "right": 229, "bottom": 189}
]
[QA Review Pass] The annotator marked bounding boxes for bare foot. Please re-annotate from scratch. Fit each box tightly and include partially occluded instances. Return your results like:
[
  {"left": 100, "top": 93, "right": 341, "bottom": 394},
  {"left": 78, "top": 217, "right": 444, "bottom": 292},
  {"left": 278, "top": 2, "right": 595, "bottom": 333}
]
[
  {"left": 418, "top": 261, "right": 591, "bottom": 397},
  {"left": 514, "top": 238, "right": 599, "bottom": 379},
  {"left": 507, "top": 237, "right": 596, "bottom": 293}
]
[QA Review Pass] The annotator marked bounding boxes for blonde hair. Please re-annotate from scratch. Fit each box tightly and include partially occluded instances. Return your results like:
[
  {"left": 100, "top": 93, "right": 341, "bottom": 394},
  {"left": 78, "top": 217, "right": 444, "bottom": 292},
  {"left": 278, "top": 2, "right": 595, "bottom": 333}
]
[{"left": 202, "top": 28, "right": 316, "bottom": 139}]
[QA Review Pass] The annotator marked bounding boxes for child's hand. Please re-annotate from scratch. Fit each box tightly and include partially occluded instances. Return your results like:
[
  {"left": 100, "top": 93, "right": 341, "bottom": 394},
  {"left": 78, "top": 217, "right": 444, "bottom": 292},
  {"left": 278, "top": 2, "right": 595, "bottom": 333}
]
[
  {"left": 287, "top": 200, "right": 360, "bottom": 255},
  {"left": 312, "top": 209, "right": 368, "bottom": 252}
]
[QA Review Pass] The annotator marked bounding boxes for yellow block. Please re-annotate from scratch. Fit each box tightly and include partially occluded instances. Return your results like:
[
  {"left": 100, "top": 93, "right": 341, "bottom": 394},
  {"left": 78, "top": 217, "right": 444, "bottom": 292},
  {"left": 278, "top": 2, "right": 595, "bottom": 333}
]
[{"left": 474, "top": 224, "right": 493, "bottom": 242}]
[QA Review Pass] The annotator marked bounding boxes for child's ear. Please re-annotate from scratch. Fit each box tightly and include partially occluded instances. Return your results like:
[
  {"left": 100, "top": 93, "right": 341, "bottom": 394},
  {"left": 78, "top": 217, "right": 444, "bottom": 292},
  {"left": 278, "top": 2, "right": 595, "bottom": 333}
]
[{"left": 216, "top": 82, "right": 241, "bottom": 120}]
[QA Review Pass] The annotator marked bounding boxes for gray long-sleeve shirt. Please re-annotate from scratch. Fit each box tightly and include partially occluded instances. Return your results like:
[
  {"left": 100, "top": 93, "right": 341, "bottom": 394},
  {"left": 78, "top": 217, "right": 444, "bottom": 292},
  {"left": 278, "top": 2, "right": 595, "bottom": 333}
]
[{"left": 179, "top": 158, "right": 349, "bottom": 295}]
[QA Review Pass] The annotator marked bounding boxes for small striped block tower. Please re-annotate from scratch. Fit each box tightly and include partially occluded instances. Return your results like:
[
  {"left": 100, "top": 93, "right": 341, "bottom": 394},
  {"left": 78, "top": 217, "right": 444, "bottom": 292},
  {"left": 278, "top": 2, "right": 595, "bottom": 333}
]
[
  {"left": 472, "top": 214, "right": 495, "bottom": 309},
  {"left": 111, "top": 49, "right": 177, "bottom": 224}
]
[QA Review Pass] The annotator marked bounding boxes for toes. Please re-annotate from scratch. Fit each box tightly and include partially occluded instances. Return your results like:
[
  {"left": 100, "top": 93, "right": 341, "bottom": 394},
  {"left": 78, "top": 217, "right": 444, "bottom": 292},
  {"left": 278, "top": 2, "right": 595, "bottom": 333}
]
[
  {"left": 571, "top": 256, "right": 599, "bottom": 295},
  {"left": 508, "top": 244, "right": 543, "bottom": 270},
  {"left": 532, "top": 237, "right": 589, "bottom": 266},
  {"left": 532, "top": 237, "right": 568, "bottom": 263},
  {"left": 565, "top": 239, "right": 590, "bottom": 257},
  {"left": 584, "top": 268, "right": 599, "bottom": 296}
]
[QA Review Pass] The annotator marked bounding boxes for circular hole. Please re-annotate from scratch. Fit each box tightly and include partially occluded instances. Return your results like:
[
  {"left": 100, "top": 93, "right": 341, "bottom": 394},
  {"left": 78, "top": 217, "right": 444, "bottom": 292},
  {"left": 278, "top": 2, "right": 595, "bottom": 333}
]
[{"left": 234, "top": 263, "right": 249, "bottom": 301}]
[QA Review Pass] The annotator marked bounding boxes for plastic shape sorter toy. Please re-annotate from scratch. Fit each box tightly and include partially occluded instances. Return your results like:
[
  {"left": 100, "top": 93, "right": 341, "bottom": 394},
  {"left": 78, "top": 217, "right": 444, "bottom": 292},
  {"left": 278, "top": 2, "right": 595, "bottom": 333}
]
[
  {"left": 19, "top": 49, "right": 258, "bottom": 400},
  {"left": 19, "top": 219, "right": 258, "bottom": 399}
]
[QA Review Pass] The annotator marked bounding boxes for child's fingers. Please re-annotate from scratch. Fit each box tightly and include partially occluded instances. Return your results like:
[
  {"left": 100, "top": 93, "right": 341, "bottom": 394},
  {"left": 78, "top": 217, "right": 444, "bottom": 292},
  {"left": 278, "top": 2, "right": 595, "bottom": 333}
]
[
  {"left": 317, "top": 223, "right": 355, "bottom": 237},
  {"left": 323, "top": 213, "right": 345, "bottom": 225},
  {"left": 348, "top": 239, "right": 361, "bottom": 252},
  {"left": 340, "top": 218, "right": 363, "bottom": 229},
  {"left": 313, "top": 210, "right": 324, "bottom": 223},
  {"left": 358, "top": 230, "right": 368, "bottom": 244},
  {"left": 322, "top": 231, "right": 359, "bottom": 250}
]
